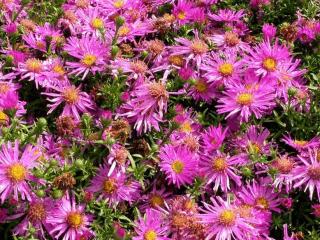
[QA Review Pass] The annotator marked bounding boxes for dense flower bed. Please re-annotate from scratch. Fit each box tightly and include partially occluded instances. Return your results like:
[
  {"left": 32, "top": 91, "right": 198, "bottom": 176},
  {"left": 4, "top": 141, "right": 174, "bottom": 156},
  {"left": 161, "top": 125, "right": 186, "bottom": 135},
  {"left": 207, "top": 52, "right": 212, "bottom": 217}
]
[{"left": 0, "top": 0, "right": 320, "bottom": 239}]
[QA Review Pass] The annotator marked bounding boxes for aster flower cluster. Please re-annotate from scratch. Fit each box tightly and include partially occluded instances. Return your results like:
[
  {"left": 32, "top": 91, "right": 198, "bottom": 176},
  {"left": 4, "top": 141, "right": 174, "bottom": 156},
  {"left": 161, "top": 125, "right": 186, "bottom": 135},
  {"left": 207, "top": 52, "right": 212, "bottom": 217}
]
[{"left": 0, "top": 0, "right": 320, "bottom": 239}]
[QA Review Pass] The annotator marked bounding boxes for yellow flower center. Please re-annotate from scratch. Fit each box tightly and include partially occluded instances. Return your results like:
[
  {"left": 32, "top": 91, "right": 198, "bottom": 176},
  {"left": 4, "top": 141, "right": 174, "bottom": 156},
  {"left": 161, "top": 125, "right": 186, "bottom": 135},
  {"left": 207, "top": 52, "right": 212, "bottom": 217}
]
[
  {"left": 63, "top": 87, "right": 79, "bottom": 104},
  {"left": 81, "top": 54, "right": 97, "bottom": 67},
  {"left": 218, "top": 63, "right": 234, "bottom": 76},
  {"left": 67, "top": 212, "right": 83, "bottom": 228},
  {"left": 7, "top": 163, "right": 26, "bottom": 182},
  {"left": 144, "top": 230, "right": 157, "bottom": 240},
  {"left": 248, "top": 142, "right": 261, "bottom": 154},
  {"left": 255, "top": 197, "right": 269, "bottom": 210},
  {"left": 103, "top": 178, "right": 117, "bottom": 194},
  {"left": 91, "top": 18, "right": 104, "bottom": 29},
  {"left": 150, "top": 194, "right": 164, "bottom": 207},
  {"left": 26, "top": 58, "right": 42, "bottom": 73},
  {"left": 218, "top": 210, "right": 236, "bottom": 226},
  {"left": 171, "top": 160, "right": 184, "bottom": 174},
  {"left": 262, "top": 57, "right": 277, "bottom": 71},
  {"left": 308, "top": 166, "right": 320, "bottom": 180},
  {"left": 177, "top": 11, "right": 186, "bottom": 20},
  {"left": 195, "top": 80, "right": 207, "bottom": 93},
  {"left": 236, "top": 93, "right": 253, "bottom": 105},
  {"left": 118, "top": 26, "right": 130, "bottom": 37},
  {"left": 191, "top": 40, "right": 208, "bottom": 55},
  {"left": 53, "top": 64, "right": 65, "bottom": 76},
  {"left": 180, "top": 121, "right": 192, "bottom": 133},
  {"left": 212, "top": 157, "right": 227, "bottom": 172},
  {"left": 0, "top": 111, "right": 9, "bottom": 125},
  {"left": 113, "top": 0, "right": 124, "bottom": 8},
  {"left": 28, "top": 203, "right": 47, "bottom": 222}
]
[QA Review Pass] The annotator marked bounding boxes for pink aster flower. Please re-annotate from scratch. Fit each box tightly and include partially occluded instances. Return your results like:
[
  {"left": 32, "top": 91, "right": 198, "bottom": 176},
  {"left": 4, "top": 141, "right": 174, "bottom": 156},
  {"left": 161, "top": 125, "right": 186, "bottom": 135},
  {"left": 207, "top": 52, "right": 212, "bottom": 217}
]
[
  {"left": 41, "top": 58, "right": 69, "bottom": 88},
  {"left": 43, "top": 85, "right": 94, "bottom": 120},
  {"left": 235, "top": 125, "right": 271, "bottom": 156},
  {"left": 133, "top": 208, "right": 170, "bottom": 240},
  {"left": 118, "top": 81, "right": 169, "bottom": 134},
  {"left": 64, "top": 34, "right": 108, "bottom": 79},
  {"left": 272, "top": 155, "right": 296, "bottom": 193},
  {"left": 208, "top": 9, "right": 245, "bottom": 23},
  {"left": 187, "top": 76, "right": 217, "bottom": 103},
  {"left": 198, "top": 196, "right": 256, "bottom": 240},
  {"left": 87, "top": 164, "right": 140, "bottom": 206},
  {"left": 210, "top": 31, "right": 249, "bottom": 53},
  {"left": 76, "top": 8, "right": 107, "bottom": 36},
  {"left": 245, "top": 39, "right": 291, "bottom": 79},
  {"left": 312, "top": 204, "right": 320, "bottom": 217},
  {"left": 171, "top": 31, "right": 209, "bottom": 68},
  {"left": 12, "top": 196, "right": 53, "bottom": 239},
  {"left": 17, "top": 58, "right": 45, "bottom": 88},
  {"left": 140, "top": 185, "right": 171, "bottom": 212},
  {"left": 199, "top": 151, "right": 242, "bottom": 192},
  {"left": 47, "top": 194, "right": 93, "bottom": 240},
  {"left": 282, "top": 135, "right": 320, "bottom": 152},
  {"left": 0, "top": 141, "right": 40, "bottom": 203},
  {"left": 159, "top": 144, "right": 198, "bottom": 188},
  {"left": 217, "top": 81, "right": 276, "bottom": 122},
  {"left": 202, "top": 50, "right": 243, "bottom": 84},
  {"left": 22, "top": 32, "right": 47, "bottom": 53},
  {"left": 237, "top": 178, "right": 281, "bottom": 213},
  {"left": 172, "top": 0, "right": 195, "bottom": 25},
  {"left": 292, "top": 148, "right": 320, "bottom": 200},
  {"left": 106, "top": 143, "right": 129, "bottom": 176},
  {"left": 201, "top": 124, "right": 228, "bottom": 152},
  {"left": 262, "top": 23, "right": 277, "bottom": 41}
]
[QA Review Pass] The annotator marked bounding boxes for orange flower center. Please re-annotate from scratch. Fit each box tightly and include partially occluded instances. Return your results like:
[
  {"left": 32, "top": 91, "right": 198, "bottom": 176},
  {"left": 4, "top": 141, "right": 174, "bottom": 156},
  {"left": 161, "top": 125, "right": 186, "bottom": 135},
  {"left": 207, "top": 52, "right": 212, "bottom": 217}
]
[
  {"left": 148, "top": 82, "right": 168, "bottom": 100},
  {"left": 150, "top": 194, "right": 164, "bottom": 207},
  {"left": 177, "top": 11, "right": 186, "bottom": 20},
  {"left": 67, "top": 212, "right": 83, "bottom": 228},
  {"left": 28, "top": 203, "right": 47, "bottom": 222},
  {"left": 308, "top": 166, "right": 320, "bottom": 180},
  {"left": 0, "top": 83, "right": 10, "bottom": 94},
  {"left": 53, "top": 64, "right": 65, "bottom": 76},
  {"left": 103, "top": 178, "right": 117, "bottom": 194},
  {"left": 255, "top": 197, "right": 269, "bottom": 210},
  {"left": 63, "top": 87, "right": 79, "bottom": 104},
  {"left": 7, "top": 163, "right": 26, "bottom": 182},
  {"left": 275, "top": 158, "right": 294, "bottom": 174},
  {"left": 262, "top": 57, "right": 277, "bottom": 71},
  {"left": 168, "top": 55, "right": 185, "bottom": 67},
  {"left": 171, "top": 160, "right": 184, "bottom": 174},
  {"left": 144, "top": 230, "right": 157, "bottom": 240},
  {"left": 26, "top": 58, "right": 42, "bottom": 73},
  {"left": 148, "top": 40, "right": 165, "bottom": 55},
  {"left": 191, "top": 40, "right": 208, "bottom": 55},
  {"left": 81, "top": 54, "right": 97, "bottom": 67},
  {"left": 75, "top": 0, "right": 89, "bottom": 8},
  {"left": 212, "top": 157, "right": 227, "bottom": 172},
  {"left": 218, "top": 210, "right": 236, "bottom": 226},
  {"left": 0, "top": 111, "right": 9, "bottom": 125},
  {"left": 218, "top": 63, "right": 234, "bottom": 76},
  {"left": 236, "top": 93, "right": 253, "bottom": 105},
  {"left": 294, "top": 140, "right": 307, "bottom": 146},
  {"left": 131, "top": 60, "right": 148, "bottom": 73},
  {"left": 225, "top": 32, "right": 240, "bottom": 47}
]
